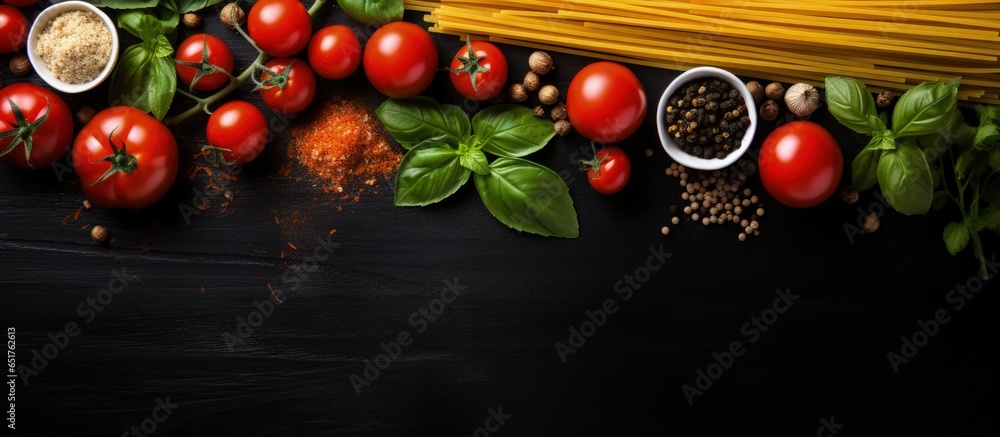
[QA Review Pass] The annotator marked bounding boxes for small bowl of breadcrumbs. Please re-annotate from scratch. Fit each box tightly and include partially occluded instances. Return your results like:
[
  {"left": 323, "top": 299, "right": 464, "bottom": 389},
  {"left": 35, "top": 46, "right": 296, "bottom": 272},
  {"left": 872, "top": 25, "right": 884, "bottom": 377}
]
[{"left": 27, "top": 1, "right": 119, "bottom": 93}]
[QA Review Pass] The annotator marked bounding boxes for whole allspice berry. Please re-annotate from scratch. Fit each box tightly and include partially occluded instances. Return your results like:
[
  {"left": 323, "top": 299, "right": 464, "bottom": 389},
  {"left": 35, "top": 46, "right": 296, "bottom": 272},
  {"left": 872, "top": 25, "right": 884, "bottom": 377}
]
[
  {"left": 840, "top": 185, "right": 860, "bottom": 205},
  {"left": 760, "top": 100, "right": 779, "bottom": 121},
  {"left": 554, "top": 120, "right": 572, "bottom": 136},
  {"left": 182, "top": 13, "right": 202, "bottom": 28},
  {"left": 10, "top": 54, "right": 31, "bottom": 76},
  {"left": 746, "top": 81, "right": 764, "bottom": 103},
  {"left": 221, "top": 3, "right": 245, "bottom": 30},
  {"left": 528, "top": 51, "right": 554, "bottom": 75},
  {"left": 538, "top": 85, "right": 559, "bottom": 105},
  {"left": 523, "top": 71, "right": 540, "bottom": 92},
  {"left": 765, "top": 82, "right": 785, "bottom": 100},
  {"left": 507, "top": 83, "right": 528, "bottom": 103},
  {"left": 550, "top": 103, "right": 568, "bottom": 121},
  {"left": 863, "top": 213, "right": 880, "bottom": 233},
  {"left": 76, "top": 106, "right": 98, "bottom": 126},
  {"left": 877, "top": 90, "right": 893, "bottom": 108},
  {"left": 90, "top": 225, "right": 110, "bottom": 245},
  {"left": 533, "top": 106, "right": 546, "bottom": 118}
]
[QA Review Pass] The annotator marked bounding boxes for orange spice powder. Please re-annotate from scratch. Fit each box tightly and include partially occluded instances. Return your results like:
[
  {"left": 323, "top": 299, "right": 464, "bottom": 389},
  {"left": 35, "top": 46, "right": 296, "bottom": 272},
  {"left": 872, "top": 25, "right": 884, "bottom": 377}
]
[{"left": 290, "top": 98, "right": 400, "bottom": 195}]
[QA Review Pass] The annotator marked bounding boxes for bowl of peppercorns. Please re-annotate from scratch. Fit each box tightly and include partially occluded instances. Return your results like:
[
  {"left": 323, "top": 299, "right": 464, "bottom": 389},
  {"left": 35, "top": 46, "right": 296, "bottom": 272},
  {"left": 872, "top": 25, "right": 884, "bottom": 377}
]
[{"left": 657, "top": 67, "right": 756, "bottom": 170}]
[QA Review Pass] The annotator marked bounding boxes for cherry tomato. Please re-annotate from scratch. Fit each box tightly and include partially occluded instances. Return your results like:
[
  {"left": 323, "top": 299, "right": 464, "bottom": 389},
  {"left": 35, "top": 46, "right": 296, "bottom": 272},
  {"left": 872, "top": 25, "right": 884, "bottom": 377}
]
[
  {"left": 0, "top": 83, "right": 74, "bottom": 169},
  {"left": 364, "top": 21, "right": 438, "bottom": 98},
  {"left": 259, "top": 58, "right": 316, "bottom": 115},
  {"left": 206, "top": 101, "right": 268, "bottom": 164},
  {"left": 308, "top": 25, "right": 361, "bottom": 80},
  {"left": 175, "top": 34, "right": 234, "bottom": 91},
  {"left": 0, "top": 5, "right": 28, "bottom": 54},
  {"left": 72, "top": 107, "right": 178, "bottom": 209},
  {"left": 758, "top": 121, "right": 844, "bottom": 208},
  {"left": 1, "top": 1, "right": 39, "bottom": 6},
  {"left": 582, "top": 146, "right": 631, "bottom": 194},
  {"left": 248, "top": 0, "right": 311, "bottom": 57},
  {"left": 566, "top": 62, "right": 647, "bottom": 144},
  {"left": 448, "top": 40, "right": 507, "bottom": 101}
]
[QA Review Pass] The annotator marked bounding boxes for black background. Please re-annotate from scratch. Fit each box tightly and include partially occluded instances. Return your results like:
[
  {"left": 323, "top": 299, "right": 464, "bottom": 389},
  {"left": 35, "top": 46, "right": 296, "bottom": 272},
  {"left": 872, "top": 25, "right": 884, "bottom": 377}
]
[{"left": 2, "top": 2, "right": 997, "bottom": 435}]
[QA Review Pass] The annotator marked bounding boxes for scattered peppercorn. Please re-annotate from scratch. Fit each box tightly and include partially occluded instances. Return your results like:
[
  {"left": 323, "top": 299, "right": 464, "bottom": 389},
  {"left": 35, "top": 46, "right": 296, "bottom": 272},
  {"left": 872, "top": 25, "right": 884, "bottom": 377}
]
[
  {"left": 665, "top": 79, "right": 749, "bottom": 160},
  {"left": 182, "top": 13, "right": 202, "bottom": 28},
  {"left": 661, "top": 226, "right": 670, "bottom": 235},
  {"left": 550, "top": 103, "right": 567, "bottom": 121},
  {"left": 760, "top": 100, "right": 779, "bottom": 121},
  {"left": 10, "top": 54, "right": 31, "bottom": 76},
  {"left": 746, "top": 81, "right": 764, "bottom": 103},
  {"left": 877, "top": 90, "right": 893, "bottom": 108},
  {"left": 864, "top": 213, "right": 880, "bottom": 233},
  {"left": 554, "top": 120, "right": 572, "bottom": 136},
  {"left": 765, "top": 82, "right": 785, "bottom": 100},
  {"left": 76, "top": 105, "right": 97, "bottom": 126},
  {"left": 528, "top": 51, "right": 554, "bottom": 75},
  {"left": 538, "top": 85, "right": 559, "bottom": 105},
  {"left": 662, "top": 161, "right": 766, "bottom": 240},
  {"left": 523, "top": 71, "right": 540, "bottom": 92},
  {"left": 840, "top": 185, "right": 859, "bottom": 205},
  {"left": 90, "top": 225, "right": 109, "bottom": 245},
  {"left": 508, "top": 83, "right": 528, "bottom": 102},
  {"left": 221, "top": 3, "right": 245, "bottom": 30},
  {"left": 533, "top": 106, "right": 546, "bottom": 117}
]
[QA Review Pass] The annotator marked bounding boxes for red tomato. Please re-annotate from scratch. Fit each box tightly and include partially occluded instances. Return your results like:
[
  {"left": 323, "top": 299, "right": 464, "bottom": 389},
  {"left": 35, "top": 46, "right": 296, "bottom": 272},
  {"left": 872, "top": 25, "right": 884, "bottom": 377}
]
[
  {"left": 206, "top": 101, "right": 268, "bottom": 164},
  {"left": 364, "top": 21, "right": 438, "bottom": 98},
  {"left": 72, "top": 107, "right": 178, "bottom": 209},
  {"left": 0, "top": 5, "right": 27, "bottom": 54},
  {"left": 308, "top": 25, "right": 361, "bottom": 80},
  {"left": 259, "top": 58, "right": 316, "bottom": 114},
  {"left": 0, "top": 83, "right": 74, "bottom": 169},
  {"left": 248, "top": 0, "right": 311, "bottom": 57},
  {"left": 566, "top": 62, "right": 647, "bottom": 144},
  {"left": 1, "top": 1, "right": 38, "bottom": 6},
  {"left": 175, "top": 34, "right": 234, "bottom": 91},
  {"left": 758, "top": 121, "right": 843, "bottom": 208},
  {"left": 448, "top": 40, "right": 507, "bottom": 101},
  {"left": 582, "top": 146, "right": 631, "bottom": 194}
]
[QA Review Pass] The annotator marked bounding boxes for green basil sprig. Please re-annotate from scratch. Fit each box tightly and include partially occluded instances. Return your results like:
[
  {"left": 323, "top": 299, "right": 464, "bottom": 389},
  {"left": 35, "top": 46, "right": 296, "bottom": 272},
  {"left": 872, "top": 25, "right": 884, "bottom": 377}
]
[
  {"left": 377, "top": 98, "right": 579, "bottom": 238},
  {"left": 336, "top": 0, "right": 403, "bottom": 26},
  {"left": 827, "top": 75, "right": 1000, "bottom": 278}
]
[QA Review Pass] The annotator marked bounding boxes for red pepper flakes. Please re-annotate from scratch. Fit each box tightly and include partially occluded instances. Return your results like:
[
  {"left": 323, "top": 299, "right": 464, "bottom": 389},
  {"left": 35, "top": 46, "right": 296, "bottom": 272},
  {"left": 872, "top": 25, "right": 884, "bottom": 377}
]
[
  {"left": 287, "top": 241, "right": 298, "bottom": 250},
  {"left": 73, "top": 206, "right": 83, "bottom": 221},
  {"left": 201, "top": 285, "right": 205, "bottom": 294},
  {"left": 290, "top": 98, "right": 401, "bottom": 198},
  {"left": 267, "top": 282, "right": 284, "bottom": 304},
  {"left": 329, "top": 229, "right": 337, "bottom": 235}
]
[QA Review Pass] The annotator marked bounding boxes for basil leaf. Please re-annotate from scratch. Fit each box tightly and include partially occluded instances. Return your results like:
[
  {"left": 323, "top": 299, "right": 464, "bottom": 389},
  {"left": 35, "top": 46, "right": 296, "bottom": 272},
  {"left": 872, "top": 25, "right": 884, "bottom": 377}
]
[
  {"left": 932, "top": 190, "right": 949, "bottom": 211},
  {"left": 178, "top": 0, "right": 225, "bottom": 13},
  {"left": 892, "top": 81, "right": 958, "bottom": 139},
  {"left": 972, "top": 209, "right": 1000, "bottom": 231},
  {"left": 974, "top": 123, "right": 1000, "bottom": 150},
  {"left": 376, "top": 97, "right": 471, "bottom": 150},
  {"left": 877, "top": 143, "right": 933, "bottom": 215},
  {"left": 864, "top": 129, "right": 896, "bottom": 150},
  {"left": 474, "top": 105, "right": 556, "bottom": 158},
  {"left": 336, "top": 0, "right": 403, "bottom": 26},
  {"left": 460, "top": 147, "right": 490, "bottom": 175},
  {"left": 118, "top": 3, "right": 179, "bottom": 39},
  {"left": 394, "top": 143, "right": 471, "bottom": 206},
  {"left": 90, "top": 0, "right": 158, "bottom": 8},
  {"left": 474, "top": 157, "right": 579, "bottom": 238},
  {"left": 852, "top": 148, "right": 881, "bottom": 191},
  {"left": 147, "top": 56, "right": 177, "bottom": 120},
  {"left": 825, "top": 76, "right": 877, "bottom": 134},
  {"left": 942, "top": 222, "right": 970, "bottom": 255},
  {"left": 107, "top": 31, "right": 176, "bottom": 121},
  {"left": 990, "top": 149, "right": 1000, "bottom": 172},
  {"left": 976, "top": 105, "right": 1000, "bottom": 125}
]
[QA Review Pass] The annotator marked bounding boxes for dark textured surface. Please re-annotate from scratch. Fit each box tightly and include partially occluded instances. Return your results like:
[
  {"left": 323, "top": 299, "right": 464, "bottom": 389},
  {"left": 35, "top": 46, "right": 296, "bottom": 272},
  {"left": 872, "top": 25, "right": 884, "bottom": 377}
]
[{"left": 2, "top": 3, "right": 998, "bottom": 436}]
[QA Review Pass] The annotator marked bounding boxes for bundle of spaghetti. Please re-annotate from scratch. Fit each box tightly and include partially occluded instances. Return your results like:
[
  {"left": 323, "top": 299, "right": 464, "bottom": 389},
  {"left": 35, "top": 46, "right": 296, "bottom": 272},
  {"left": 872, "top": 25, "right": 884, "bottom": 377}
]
[{"left": 402, "top": 0, "right": 1000, "bottom": 104}]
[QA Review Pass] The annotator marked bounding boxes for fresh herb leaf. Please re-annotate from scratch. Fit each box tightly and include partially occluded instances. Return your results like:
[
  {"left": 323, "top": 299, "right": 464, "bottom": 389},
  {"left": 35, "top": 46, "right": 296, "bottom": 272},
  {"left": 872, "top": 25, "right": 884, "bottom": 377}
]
[
  {"left": 852, "top": 147, "right": 881, "bottom": 190},
  {"left": 459, "top": 147, "right": 490, "bottom": 175},
  {"left": 877, "top": 142, "right": 933, "bottom": 215},
  {"left": 376, "top": 97, "right": 470, "bottom": 150},
  {"left": 474, "top": 157, "right": 579, "bottom": 238},
  {"left": 943, "top": 222, "right": 971, "bottom": 255},
  {"left": 336, "top": 0, "right": 403, "bottom": 26},
  {"left": 976, "top": 105, "right": 1000, "bottom": 125},
  {"left": 90, "top": 0, "right": 159, "bottom": 8},
  {"left": 932, "top": 190, "right": 949, "bottom": 210},
  {"left": 864, "top": 129, "right": 896, "bottom": 150},
  {"left": 972, "top": 209, "right": 1000, "bottom": 231},
  {"left": 394, "top": 143, "right": 471, "bottom": 206},
  {"left": 974, "top": 123, "right": 1000, "bottom": 150},
  {"left": 178, "top": 0, "right": 226, "bottom": 13},
  {"left": 892, "top": 81, "right": 958, "bottom": 139},
  {"left": 473, "top": 105, "right": 556, "bottom": 158},
  {"left": 825, "top": 76, "right": 877, "bottom": 134}
]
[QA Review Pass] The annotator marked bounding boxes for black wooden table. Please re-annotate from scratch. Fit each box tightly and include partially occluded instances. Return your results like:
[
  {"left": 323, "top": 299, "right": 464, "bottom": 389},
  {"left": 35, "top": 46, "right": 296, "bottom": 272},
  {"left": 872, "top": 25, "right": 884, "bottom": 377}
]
[{"left": 2, "top": 3, "right": 996, "bottom": 435}]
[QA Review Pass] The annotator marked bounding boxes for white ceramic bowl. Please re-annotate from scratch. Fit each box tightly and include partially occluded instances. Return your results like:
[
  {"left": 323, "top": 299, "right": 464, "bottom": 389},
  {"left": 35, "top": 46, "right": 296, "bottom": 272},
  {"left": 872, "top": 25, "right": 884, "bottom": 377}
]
[
  {"left": 657, "top": 67, "right": 757, "bottom": 170},
  {"left": 27, "top": 1, "right": 119, "bottom": 93}
]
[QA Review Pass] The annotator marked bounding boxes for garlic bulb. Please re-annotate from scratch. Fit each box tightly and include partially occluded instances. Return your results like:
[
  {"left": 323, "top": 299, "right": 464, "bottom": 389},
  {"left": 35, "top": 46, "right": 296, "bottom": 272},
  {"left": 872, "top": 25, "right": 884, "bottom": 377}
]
[{"left": 784, "top": 83, "right": 820, "bottom": 117}]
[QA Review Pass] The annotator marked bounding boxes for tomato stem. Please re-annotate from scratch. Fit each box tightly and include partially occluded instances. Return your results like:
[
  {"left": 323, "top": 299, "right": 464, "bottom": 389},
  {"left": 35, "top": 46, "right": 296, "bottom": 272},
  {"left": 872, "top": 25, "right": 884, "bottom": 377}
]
[
  {"left": 0, "top": 96, "right": 50, "bottom": 168},
  {"left": 90, "top": 128, "right": 138, "bottom": 186},
  {"left": 163, "top": 0, "right": 331, "bottom": 127}
]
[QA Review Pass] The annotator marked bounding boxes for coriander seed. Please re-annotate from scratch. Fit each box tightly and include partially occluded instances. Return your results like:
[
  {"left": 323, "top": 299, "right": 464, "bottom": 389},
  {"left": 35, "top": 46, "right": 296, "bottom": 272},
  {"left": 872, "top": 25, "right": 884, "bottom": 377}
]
[
  {"left": 10, "top": 55, "right": 31, "bottom": 76},
  {"left": 864, "top": 213, "right": 880, "bottom": 233},
  {"left": 672, "top": 216, "right": 680, "bottom": 225},
  {"left": 221, "top": 3, "right": 245, "bottom": 30},
  {"left": 90, "top": 225, "right": 109, "bottom": 245},
  {"left": 508, "top": 83, "right": 528, "bottom": 102},
  {"left": 76, "top": 106, "right": 97, "bottom": 126},
  {"left": 877, "top": 90, "right": 893, "bottom": 108},
  {"left": 523, "top": 71, "right": 541, "bottom": 92},
  {"left": 765, "top": 82, "right": 785, "bottom": 100},
  {"left": 554, "top": 120, "right": 572, "bottom": 136},
  {"left": 760, "top": 100, "right": 779, "bottom": 121},
  {"left": 746, "top": 81, "right": 764, "bottom": 103},
  {"left": 533, "top": 106, "right": 546, "bottom": 117},
  {"left": 841, "top": 185, "right": 860, "bottom": 205},
  {"left": 528, "top": 51, "right": 554, "bottom": 75},
  {"left": 661, "top": 226, "right": 670, "bottom": 235},
  {"left": 538, "top": 85, "right": 559, "bottom": 105},
  {"left": 182, "top": 13, "right": 202, "bottom": 28},
  {"left": 550, "top": 103, "right": 567, "bottom": 121},
  {"left": 739, "top": 233, "right": 747, "bottom": 242}
]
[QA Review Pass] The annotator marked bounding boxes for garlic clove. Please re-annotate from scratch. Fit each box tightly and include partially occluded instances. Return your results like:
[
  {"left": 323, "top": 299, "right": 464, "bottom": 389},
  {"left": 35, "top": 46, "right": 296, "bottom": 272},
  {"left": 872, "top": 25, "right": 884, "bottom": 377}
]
[{"left": 784, "top": 83, "right": 820, "bottom": 117}]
